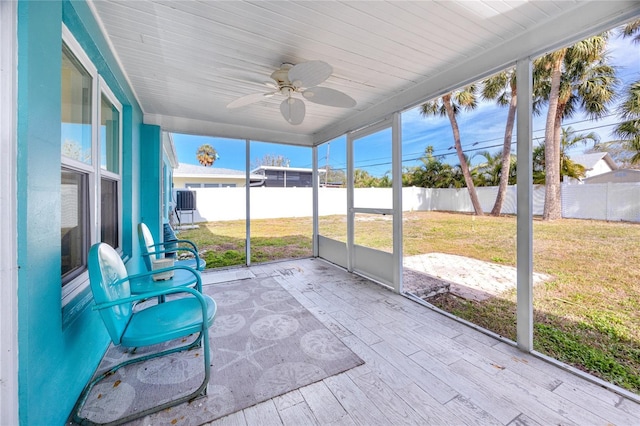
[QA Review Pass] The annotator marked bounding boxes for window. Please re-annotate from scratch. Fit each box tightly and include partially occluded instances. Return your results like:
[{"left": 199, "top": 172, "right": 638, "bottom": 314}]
[
  {"left": 99, "top": 90, "right": 121, "bottom": 249},
  {"left": 61, "top": 169, "right": 89, "bottom": 284},
  {"left": 61, "top": 43, "right": 92, "bottom": 164},
  {"left": 61, "top": 26, "right": 122, "bottom": 303},
  {"left": 101, "top": 94, "right": 119, "bottom": 174},
  {"left": 100, "top": 177, "right": 119, "bottom": 248}
]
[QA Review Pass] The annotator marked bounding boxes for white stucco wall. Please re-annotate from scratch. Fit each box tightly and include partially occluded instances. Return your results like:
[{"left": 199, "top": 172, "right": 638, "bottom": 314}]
[
  {"left": 173, "top": 176, "right": 246, "bottom": 188},
  {"left": 586, "top": 159, "right": 614, "bottom": 178}
]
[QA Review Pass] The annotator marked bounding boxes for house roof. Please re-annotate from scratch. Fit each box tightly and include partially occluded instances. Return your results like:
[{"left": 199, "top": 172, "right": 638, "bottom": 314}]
[
  {"left": 88, "top": 1, "right": 640, "bottom": 146},
  {"left": 583, "top": 168, "right": 640, "bottom": 183},
  {"left": 174, "top": 163, "right": 263, "bottom": 179},
  {"left": 162, "top": 132, "right": 179, "bottom": 169},
  {"left": 251, "top": 166, "right": 326, "bottom": 174},
  {"left": 571, "top": 152, "right": 618, "bottom": 171}
]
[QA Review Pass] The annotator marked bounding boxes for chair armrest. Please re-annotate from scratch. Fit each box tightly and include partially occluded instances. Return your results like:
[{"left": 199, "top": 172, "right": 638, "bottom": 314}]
[
  {"left": 126, "top": 264, "right": 203, "bottom": 292},
  {"left": 148, "top": 240, "right": 199, "bottom": 253},
  {"left": 169, "top": 239, "right": 199, "bottom": 252},
  {"left": 144, "top": 246, "right": 200, "bottom": 260},
  {"left": 93, "top": 285, "right": 209, "bottom": 322}
]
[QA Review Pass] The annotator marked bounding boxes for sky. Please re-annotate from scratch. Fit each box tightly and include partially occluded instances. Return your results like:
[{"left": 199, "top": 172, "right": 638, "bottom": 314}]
[{"left": 172, "top": 29, "right": 639, "bottom": 177}]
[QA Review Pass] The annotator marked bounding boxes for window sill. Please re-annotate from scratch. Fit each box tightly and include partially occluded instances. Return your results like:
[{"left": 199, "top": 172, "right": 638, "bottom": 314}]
[
  {"left": 61, "top": 247, "right": 128, "bottom": 329},
  {"left": 62, "top": 284, "right": 93, "bottom": 330}
]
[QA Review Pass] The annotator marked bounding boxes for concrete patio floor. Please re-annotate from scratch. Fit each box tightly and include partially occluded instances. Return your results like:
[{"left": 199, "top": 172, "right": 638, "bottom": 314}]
[{"left": 197, "top": 259, "right": 640, "bottom": 426}]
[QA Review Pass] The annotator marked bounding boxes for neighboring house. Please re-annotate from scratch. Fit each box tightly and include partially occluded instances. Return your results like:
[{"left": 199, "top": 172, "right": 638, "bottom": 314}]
[
  {"left": 583, "top": 168, "right": 640, "bottom": 184},
  {"left": 251, "top": 166, "right": 326, "bottom": 187},
  {"left": 173, "top": 163, "right": 263, "bottom": 188},
  {"left": 571, "top": 152, "right": 618, "bottom": 179}
]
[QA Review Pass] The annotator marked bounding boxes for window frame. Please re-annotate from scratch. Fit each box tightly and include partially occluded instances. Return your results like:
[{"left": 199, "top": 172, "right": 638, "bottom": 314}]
[
  {"left": 60, "top": 25, "right": 122, "bottom": 307},
  {"left": 98, "top": 77, "right": 123, "bottom": 251}
]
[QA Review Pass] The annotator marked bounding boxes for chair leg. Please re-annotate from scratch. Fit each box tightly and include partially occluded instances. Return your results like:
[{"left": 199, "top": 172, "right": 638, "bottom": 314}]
[{"left": 72, "top": 329, "right": 210, "bottom": 426}]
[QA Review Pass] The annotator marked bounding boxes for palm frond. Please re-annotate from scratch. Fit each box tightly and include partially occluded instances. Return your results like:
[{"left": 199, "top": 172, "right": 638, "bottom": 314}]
[{"left": 621, "top": 19, "right": 640, "bottom": 44}]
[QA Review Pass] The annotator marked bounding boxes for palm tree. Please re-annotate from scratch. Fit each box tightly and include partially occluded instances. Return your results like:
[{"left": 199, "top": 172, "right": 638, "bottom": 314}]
[
  {"left": 532, "top": 144, "right": 546, "bottom": 184},
  {"left": 614, "top": 83, "right": 640, "bottom": 165},
  {"left": 420, "top": 86, "right": 484, "bottom": 215},
  {"left": 354, "top": 169, "right": 379, "bottom": 188},
  {"left": 621, "top": 19, "right": 640, "bottom": 45},
  {"left": 560, "top": 127, "right": 599, "bottom": 181},
  {"left": 532, "top": 127, "right": 599, "bottom": 183},
  {"left": 615, "top": 21, "right": 640, "bottom": 165},
  {"left": 481, "top": 68, "right": 517, "bottom": 215},
  {"left": 196, "top": 144, "right": 219, "bottom": 167},
  {"left": 474, "top": 150, "right": 517, "bottom": 187},
  {"left": 534, "top": 34, "right": 616, "bottom": 220},
  {"left": 405, "top": 146, "right": 459, "bottom": 188}
]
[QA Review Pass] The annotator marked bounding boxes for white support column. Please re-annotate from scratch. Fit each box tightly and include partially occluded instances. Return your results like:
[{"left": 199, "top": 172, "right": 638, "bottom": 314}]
[
  {"left": 245, "top": 139, "right": 251, "bottom": 266},
  {"left": 312, "top": 146, "right": 319, "bottom": 257},
  {"left": 0, "top": 0, "right": 19, "bottom": 423},
  {"left": 346, "top": 133, "right": 354, "bottom": 272},
  {"left": 516, "top": 58, "right": 534, "bottom": 351},
  {"left": 392, "top": 112, "right": 403, "bottom": 293}
]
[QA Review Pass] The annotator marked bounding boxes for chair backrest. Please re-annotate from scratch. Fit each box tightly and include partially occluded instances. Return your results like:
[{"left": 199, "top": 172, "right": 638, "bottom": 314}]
[
  {"left": 88, "top": 243, "right": 133, "bottom": 345},
  {"left": 138, "top": 223, "right": 156, "bottom": 271}
]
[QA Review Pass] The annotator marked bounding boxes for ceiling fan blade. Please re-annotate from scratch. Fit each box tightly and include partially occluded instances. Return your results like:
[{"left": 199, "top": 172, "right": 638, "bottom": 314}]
[
  {"left": 280, "top": 98, "right": 305, "bottom": 125},
  {"left": 227, "top": 92, "right": 270, "bottom": 109},
  {"left": 302, "top": 87, "right": 357, "bottom": 108},
  {"left": 288, "top": 60, "right": 332, "bottom": 89},
  {"left": 263, "top": 81, "right": 280, "bottom": 90}
]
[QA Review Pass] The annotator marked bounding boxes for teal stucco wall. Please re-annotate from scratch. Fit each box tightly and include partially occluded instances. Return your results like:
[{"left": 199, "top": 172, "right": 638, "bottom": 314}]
[
  {"left": 140, "top": 124, "right": 164, "bottom": 248},
  {"left": 16, "top": 1, "right": 148, "bottom": 423},
  {"left": 162, "top": 156, "right": 175, "bottom": 224}
]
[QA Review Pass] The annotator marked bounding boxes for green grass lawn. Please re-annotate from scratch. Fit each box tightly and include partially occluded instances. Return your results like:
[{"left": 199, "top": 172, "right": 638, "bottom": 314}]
[{"left": 178, "top": 211, "right": 640, "bottom": 393}]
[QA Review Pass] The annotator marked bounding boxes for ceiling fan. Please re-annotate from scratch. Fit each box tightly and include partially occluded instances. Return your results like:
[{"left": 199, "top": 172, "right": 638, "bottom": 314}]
[{"left": 226, "top": 60, "right": 357, "bottom": 125}]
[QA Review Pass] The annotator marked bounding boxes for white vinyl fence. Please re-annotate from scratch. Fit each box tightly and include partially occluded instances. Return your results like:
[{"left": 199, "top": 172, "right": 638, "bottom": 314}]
[
  {"left": 561, "top": 183, "right": 640, "bottom": 222},
  {"left": 179, "top": 183, "right": 640, "bottom": 224}
]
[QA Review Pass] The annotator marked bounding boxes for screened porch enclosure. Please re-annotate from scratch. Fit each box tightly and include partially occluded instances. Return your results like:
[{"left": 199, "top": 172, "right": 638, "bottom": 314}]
[
  {"left": 7, "top": 1, "right": 640, "bottom": 425},
  {"left": 90, "top": 0, "right": 640, "bottom": 408}
]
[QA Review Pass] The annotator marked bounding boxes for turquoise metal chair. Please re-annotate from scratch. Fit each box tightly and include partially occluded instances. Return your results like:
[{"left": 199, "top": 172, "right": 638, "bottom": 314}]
[
  {"left": 138, "top": 222, "right": 205, "bottom": 272},
  {"left": 72, "top": 243, "right": 217, "bottom": 425}
]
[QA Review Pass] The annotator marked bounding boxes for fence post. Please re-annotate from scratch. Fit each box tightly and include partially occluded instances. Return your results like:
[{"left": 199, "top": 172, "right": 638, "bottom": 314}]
[{"left": 606, "top": 182, "right": 611, "bottom": 221}]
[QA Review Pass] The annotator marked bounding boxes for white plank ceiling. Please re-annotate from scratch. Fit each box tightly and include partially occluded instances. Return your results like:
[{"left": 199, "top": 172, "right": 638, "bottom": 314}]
[{"left": 90, "top": 0, "right": 639, "bottom": 146}]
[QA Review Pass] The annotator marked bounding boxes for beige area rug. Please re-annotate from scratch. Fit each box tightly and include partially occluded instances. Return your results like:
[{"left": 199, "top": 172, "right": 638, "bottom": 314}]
[{"left": 76, "top": 275, "right": 363, "bottom": 425}]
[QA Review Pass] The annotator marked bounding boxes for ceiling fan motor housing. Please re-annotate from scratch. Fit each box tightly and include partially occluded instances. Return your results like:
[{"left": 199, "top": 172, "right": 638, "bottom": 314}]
[{"left": 270, "top": 64, "right": 295, "bottom": 89}]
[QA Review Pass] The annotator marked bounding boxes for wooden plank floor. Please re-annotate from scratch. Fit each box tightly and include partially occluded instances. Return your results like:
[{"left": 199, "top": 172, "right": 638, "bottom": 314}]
[{"left": 204, "top": 258, "right": 640, "bottom": 426}]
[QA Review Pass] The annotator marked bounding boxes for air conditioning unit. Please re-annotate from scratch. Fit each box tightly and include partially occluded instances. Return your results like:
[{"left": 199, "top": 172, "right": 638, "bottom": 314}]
[{"left": 176, "top": 190, "right": 196, "bottom": 211}]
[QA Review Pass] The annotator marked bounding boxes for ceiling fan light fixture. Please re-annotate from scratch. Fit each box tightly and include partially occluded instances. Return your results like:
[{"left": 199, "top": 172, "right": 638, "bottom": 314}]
[
  {"left": 280, "top": 97, "right": 305, "bottom": 125},
  {"left": 226, "top": 60, "right": 356, "bottom": 124}
]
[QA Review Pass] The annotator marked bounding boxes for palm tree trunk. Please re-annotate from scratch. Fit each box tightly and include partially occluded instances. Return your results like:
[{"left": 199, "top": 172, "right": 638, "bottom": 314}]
[
  {"left": 443, "top": 94, "right": 484, "bottom": 215},
  {"left": 543, "top": 53, "right": 564, "bottom": 221},
  {"left": 491, "top": 87, "right": 517, "bottom": 216}
]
